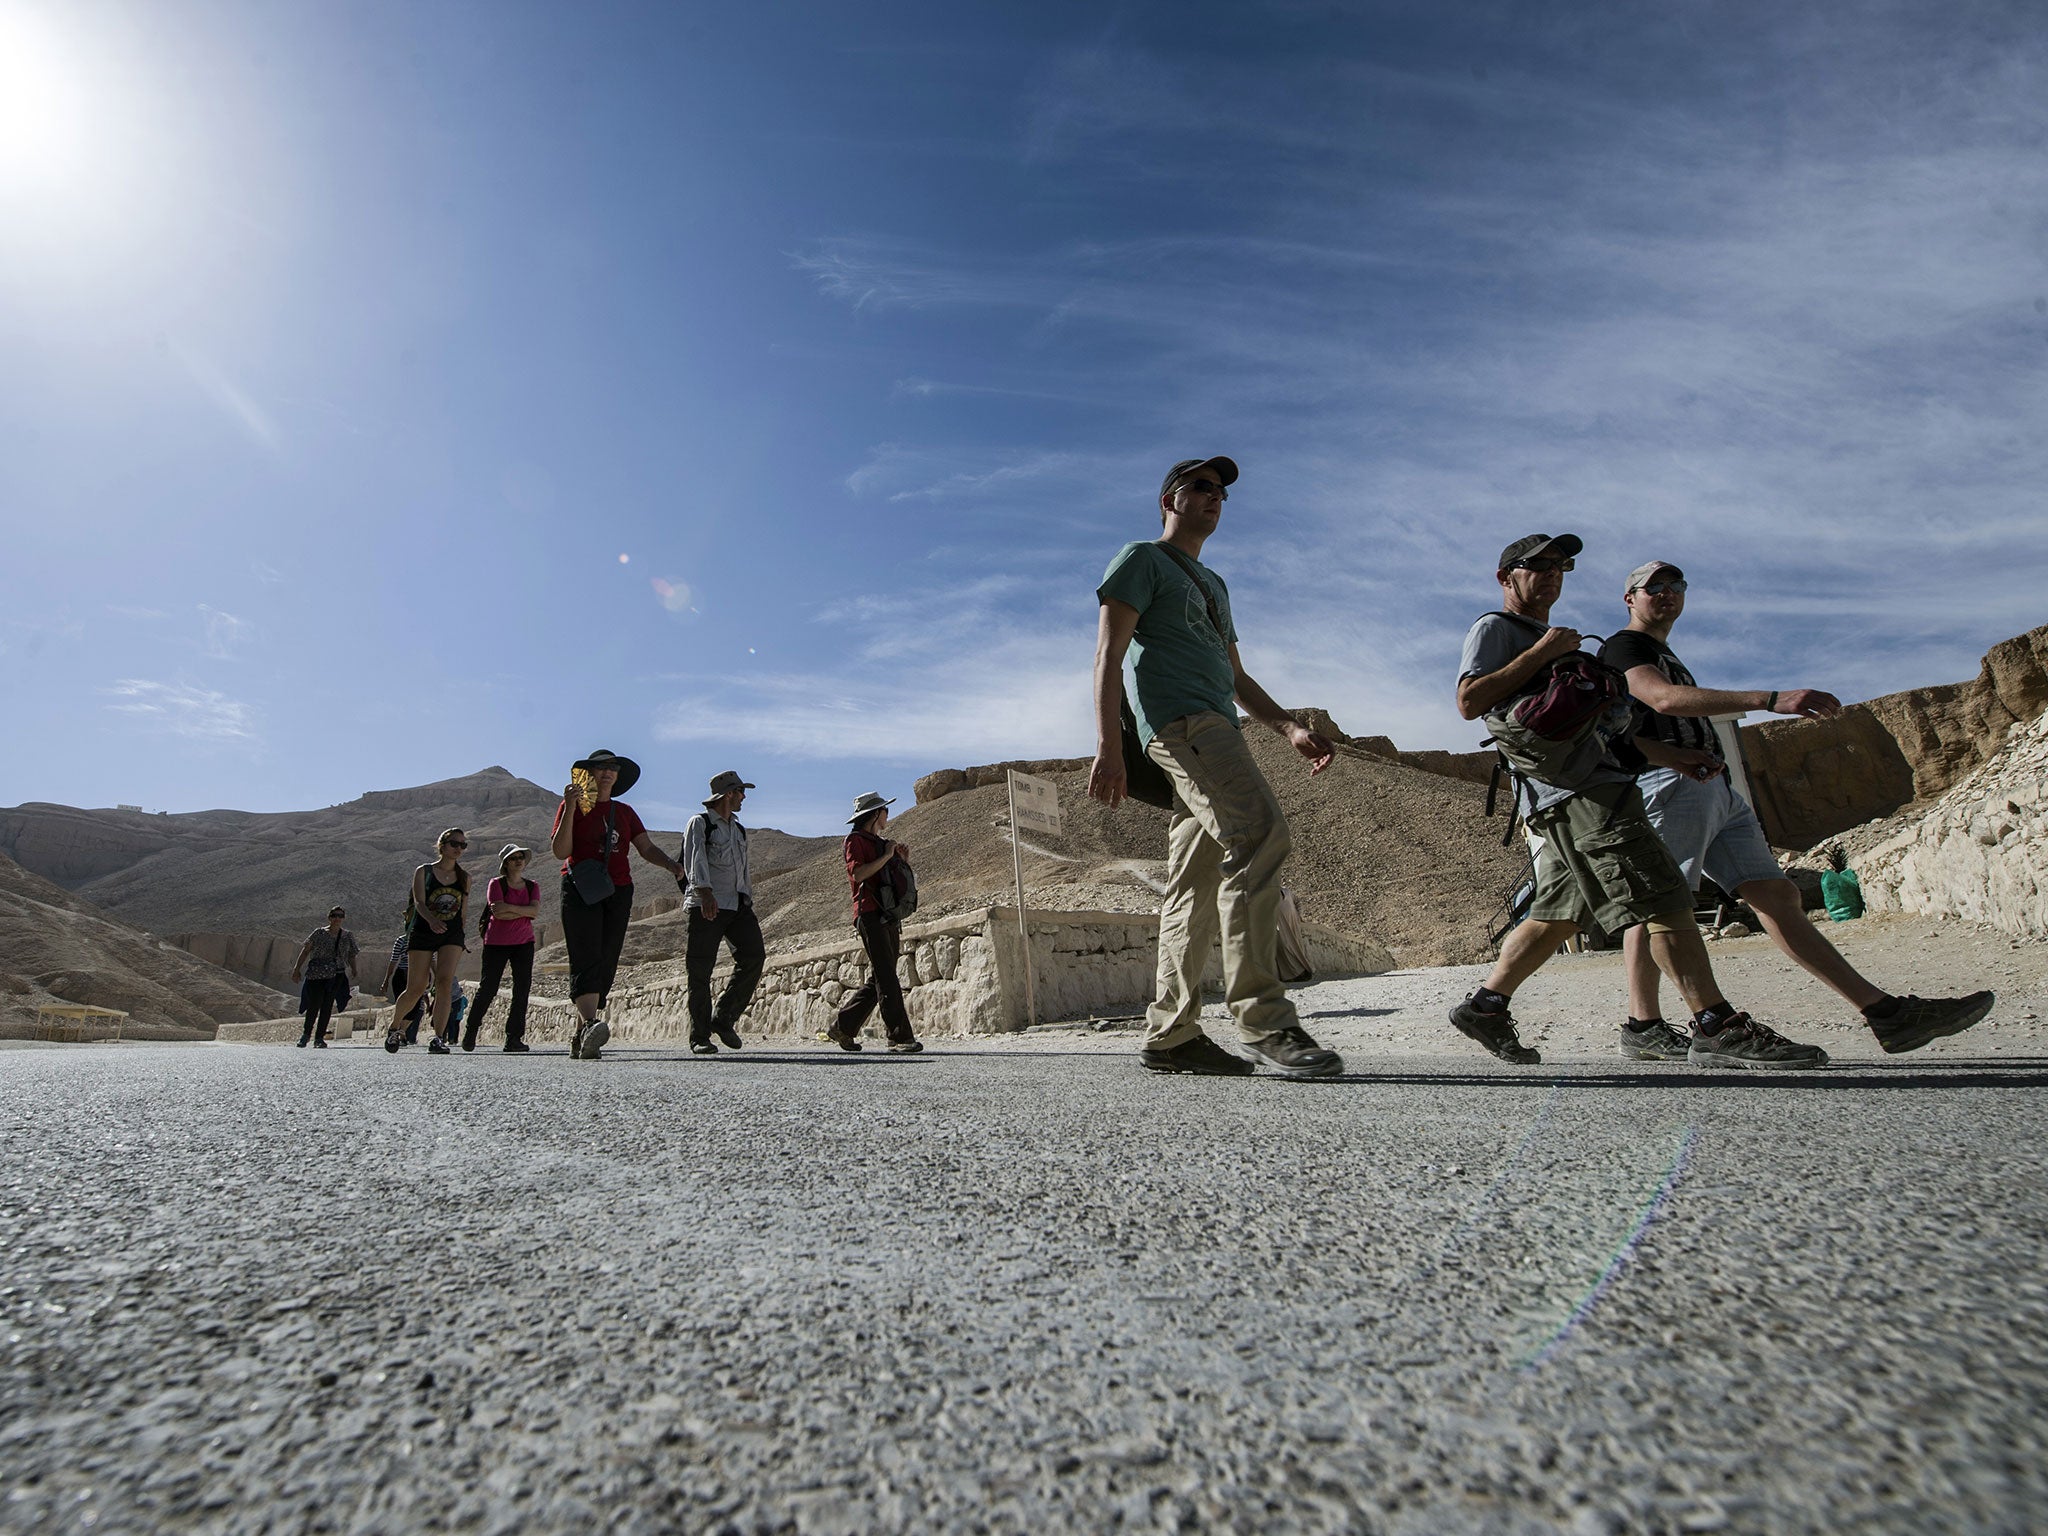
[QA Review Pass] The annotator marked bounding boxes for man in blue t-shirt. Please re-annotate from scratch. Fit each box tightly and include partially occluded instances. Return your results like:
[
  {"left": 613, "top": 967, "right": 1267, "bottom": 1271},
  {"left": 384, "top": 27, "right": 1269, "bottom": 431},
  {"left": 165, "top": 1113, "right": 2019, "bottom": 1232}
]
[{"left": 1088, "top": 456, "right": 1342, "bottom": 1080}]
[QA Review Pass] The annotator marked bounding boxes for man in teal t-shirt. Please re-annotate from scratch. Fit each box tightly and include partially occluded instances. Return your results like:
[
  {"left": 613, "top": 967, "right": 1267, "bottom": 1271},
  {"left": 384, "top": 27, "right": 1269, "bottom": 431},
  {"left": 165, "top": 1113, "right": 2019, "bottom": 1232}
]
[{"left": 1089, "top": 455, "right": 1340, "bottom": 1081}]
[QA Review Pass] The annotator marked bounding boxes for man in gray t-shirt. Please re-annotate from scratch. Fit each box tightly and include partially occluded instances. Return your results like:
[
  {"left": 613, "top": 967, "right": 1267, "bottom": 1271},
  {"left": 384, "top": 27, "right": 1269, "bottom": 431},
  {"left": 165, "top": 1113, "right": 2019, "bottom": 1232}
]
[{"left": 1450, "top": 533, "right": 1827, "bottom": 1071}]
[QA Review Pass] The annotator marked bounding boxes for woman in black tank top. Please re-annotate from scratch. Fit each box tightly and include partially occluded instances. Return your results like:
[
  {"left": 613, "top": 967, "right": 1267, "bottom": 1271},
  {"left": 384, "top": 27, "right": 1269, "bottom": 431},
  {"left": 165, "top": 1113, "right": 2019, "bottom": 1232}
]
[{"left": 386, "top": 828, "right": 470, "bottom": 1055}]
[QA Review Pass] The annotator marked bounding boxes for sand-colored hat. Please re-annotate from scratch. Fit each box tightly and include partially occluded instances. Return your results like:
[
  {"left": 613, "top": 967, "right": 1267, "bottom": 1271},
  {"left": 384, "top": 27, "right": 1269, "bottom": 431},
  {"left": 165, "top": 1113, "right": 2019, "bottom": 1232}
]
[
  {"left": 845, "top": 791, "right": 895, "bottom": 825},
  {"left": 704, "top": 769, "right": 756, "bottom": 808}
]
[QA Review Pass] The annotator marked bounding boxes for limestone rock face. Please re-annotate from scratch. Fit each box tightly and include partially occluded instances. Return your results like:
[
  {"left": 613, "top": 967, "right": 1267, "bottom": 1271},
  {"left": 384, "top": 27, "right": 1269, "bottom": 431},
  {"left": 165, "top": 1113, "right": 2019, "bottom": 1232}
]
[
  {"left": 1744, "top": 623, "right": 2048, "bottom": 849},
  {"left": 914, "top": 758, "right": 1093, "bottom": 805},
  {"left": 1852, "top": 712, "right": 2048, "bottom": 941}
]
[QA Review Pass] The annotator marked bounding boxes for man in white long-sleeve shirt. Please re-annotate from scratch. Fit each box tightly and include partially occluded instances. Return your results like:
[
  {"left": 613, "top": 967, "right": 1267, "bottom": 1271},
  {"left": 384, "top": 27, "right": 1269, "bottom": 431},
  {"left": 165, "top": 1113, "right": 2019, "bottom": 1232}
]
[{"left": 680, "top": 770, "right": 765, "bottom": 1054}]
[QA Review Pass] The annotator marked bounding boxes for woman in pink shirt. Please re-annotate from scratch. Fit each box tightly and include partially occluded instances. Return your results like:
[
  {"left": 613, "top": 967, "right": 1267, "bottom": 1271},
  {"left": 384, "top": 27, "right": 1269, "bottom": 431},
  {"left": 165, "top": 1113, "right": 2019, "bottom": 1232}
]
[{"left": 467, "top": 844, "right": 542, "bottom": 1052}]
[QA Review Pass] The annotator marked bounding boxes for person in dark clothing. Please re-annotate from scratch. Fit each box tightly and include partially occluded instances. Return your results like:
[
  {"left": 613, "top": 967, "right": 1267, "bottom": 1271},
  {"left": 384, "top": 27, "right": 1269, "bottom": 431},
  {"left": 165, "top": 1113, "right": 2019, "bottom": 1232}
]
[
  {"left": 549, "top": 749, "right": 686, "bottom": 1062},
  {"left": 827, "top": 792, "right": 923, "bottom": 1054},
  {"left": 470, "top": 844, "right": 542, "bottom": 1052},
  {"left": 385, "top": 830, "right": 471, "bottom": 1055},
  {"left": 681, "top": 770, "right": 767, "bottom": 1054},
  {"left": 290, "top": 907, "right": 359, "bottom": 1048}
]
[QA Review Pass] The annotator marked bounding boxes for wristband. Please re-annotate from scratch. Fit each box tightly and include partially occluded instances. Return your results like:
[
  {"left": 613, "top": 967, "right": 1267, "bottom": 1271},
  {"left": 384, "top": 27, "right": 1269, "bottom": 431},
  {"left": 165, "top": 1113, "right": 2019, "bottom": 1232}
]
[{"left": 1766, "top": 691, "right": 1779, "bottom": 712}]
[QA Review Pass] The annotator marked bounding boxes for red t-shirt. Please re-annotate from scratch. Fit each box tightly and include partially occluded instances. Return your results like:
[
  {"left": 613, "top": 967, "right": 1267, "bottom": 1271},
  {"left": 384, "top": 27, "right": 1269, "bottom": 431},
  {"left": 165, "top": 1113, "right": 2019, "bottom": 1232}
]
[
  {"left": 844, "top": 830, "right": 890, "bottom": 916},
  {"left": 553, "top": 798, "right": 647, "bottom": 887}
]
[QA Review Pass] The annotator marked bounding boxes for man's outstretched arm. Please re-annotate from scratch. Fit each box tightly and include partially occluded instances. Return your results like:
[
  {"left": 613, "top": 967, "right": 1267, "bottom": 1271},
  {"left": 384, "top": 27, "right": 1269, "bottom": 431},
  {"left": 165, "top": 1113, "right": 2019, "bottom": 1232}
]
[
  {"left": 1088, "top": 600, "right": 1142, "bottom": 806},
  {"left": 1620, "top": 666, "right": 1840, "bottom": 721},
  {"left": 1229, "top": 643, "right": 1334, "bottom": 775}
]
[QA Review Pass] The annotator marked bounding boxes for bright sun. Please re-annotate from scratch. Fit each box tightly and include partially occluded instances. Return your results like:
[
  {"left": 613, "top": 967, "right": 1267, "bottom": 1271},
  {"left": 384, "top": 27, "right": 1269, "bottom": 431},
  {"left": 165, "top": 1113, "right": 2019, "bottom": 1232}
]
[{"left": 0, "top": 4, "right": 90, "bottom": 191}]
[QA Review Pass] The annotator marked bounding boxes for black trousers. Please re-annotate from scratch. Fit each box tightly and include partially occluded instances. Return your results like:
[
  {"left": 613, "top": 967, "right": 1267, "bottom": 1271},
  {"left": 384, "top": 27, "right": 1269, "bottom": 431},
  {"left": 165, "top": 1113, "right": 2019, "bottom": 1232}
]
[
  {"left": 685, "top": 900, "right": 766, "bottom": 1038},
  {"left": 560, "top": 878, "right": 634, "bottom": 1007},
  {"left": 299, "top": 976, "right": 346, "bottom": 1040},
  {"left": 833, "top": 912, "right": 914, "bottom": 1043},
  {"left": 472, "top": 941, "right": 535, "bottom": 1045}
]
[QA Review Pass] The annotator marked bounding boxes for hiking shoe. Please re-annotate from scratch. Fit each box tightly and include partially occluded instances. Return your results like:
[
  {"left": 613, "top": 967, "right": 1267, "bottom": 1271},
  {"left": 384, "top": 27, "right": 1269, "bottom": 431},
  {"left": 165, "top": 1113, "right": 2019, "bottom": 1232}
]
[
  {"left": 712, "top": 1022, "right": 743, "bottom": 1051},
  {"left": 886, "top": 1038, "right": 924, "bottom": 1054},
  {"left": 1869, "top": 991, "right": 1995, "bottom": 1055},
  {"left": 461, "top": 1030, "right": 478, "bottom": 1052},
  {"left": 1240, "top": 1026, "right": 1343, "bottom": 1079},
  {"left": 1620, "top": 1018, "right": 1693, "bottom": 1061},
  {"left": 428, "top": 1034, "right": 451, "bottom": 1055},
  {"left": 313, "top": 1037, "right": 328, "bottom": 1049},
  {"left": 689, "top": 1036, "right": 717, "bottom": 1055},
  {"left": 503, "top": 1041, "right": 530, "bottom": 1054},
  {"left": 1139, "top": 1033, "right": 1255, "bottom": 1076},
  {"left": 383, "top": 1028, "right": 404, "bottom": 1054},
  {"left": 1688, "top": 1013, "right": 1828, "bottom": 1070},
  {"left": 1450, "top": 995, "right": 1541, "bottom": 1064},
  {"left": 826, "top": 1023, "right": 863, "bottom": 1053},
  {"left": 579, "top": 1020, "right": 609, "bottom": 1061},
  {"left": 296, "top": 1030, "right": 311, "bottom": 1049}
]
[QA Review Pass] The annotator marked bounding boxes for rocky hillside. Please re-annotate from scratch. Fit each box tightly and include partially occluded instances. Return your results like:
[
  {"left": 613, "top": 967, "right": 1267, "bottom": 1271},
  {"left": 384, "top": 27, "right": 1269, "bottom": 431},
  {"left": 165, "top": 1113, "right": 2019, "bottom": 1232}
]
[
  {"left": 0, "top": 851, "right": 291, "bottom": 1038},
  {"left": 1743, "top": 624, "right": 2048, "bottom": 849},
  {"left": 1840, "top": 711, "right": 2047, "bottom": 941}
]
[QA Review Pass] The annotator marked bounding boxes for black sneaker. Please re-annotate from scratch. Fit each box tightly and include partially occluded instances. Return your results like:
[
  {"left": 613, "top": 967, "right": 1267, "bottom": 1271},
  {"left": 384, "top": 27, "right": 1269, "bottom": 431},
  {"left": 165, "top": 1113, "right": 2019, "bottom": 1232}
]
[
  {"left": 1139, "top": 1033, "right": 1254, "bottom": 1076},
  {"left": 1868, "top": 991, "right": 1995, "bottom": 1055},
  {"left": 383, "top": 1028, "right": 404, "bottom": 1054},
  {"left": 503, "top": 1040, "right": 530, "bottom": 1054},
  {"left": 886, "top": 1038, "right": 924, "bottom": 1053},
  {"left": 1449, "top": 995, "right": 1540, "bottom": 1064},
  {"left": 826, "top": 1023, "right": 863, "bottom": 1053},
  {"left": 296, "top": 1030, "right": 311, "bottom": 1048},
  {"left": 1620, "top": 1018, "right": 1693, "bottom": 1061},
  {"left": 1688, "top": 1013, "right": 1828, "bottom": 1070},
  {"left": 689, "top": 1036, "right": 717, "bottom": 1055},
  {"left": 1240, "top": 1026, "right": 1343, "bottom": 1079},
  {"left": 712, "top": 1022, "right": 743, "bottom": 1051},
  {"left": 428, "top": 1034, "right": 451, "bottom": 1055},
  {"left": 313, "top": 1037, "right": 328, "bottom": 1049},
  {"left": 461, "top": 1030, "right": 478, "bottom": 1052}
]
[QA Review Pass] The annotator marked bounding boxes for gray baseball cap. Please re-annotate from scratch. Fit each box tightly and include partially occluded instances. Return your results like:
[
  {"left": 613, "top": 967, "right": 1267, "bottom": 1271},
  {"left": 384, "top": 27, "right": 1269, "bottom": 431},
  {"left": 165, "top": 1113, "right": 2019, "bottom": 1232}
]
[
  {"left": 1625, "top": 559, "right": 1684, "bottom": 593},
  {"left": 1497, "top": 533, "right": 1584, "bottom": 571},
  {"left": 1160, "top": 456, "right": 1239, "bottom": 501}
]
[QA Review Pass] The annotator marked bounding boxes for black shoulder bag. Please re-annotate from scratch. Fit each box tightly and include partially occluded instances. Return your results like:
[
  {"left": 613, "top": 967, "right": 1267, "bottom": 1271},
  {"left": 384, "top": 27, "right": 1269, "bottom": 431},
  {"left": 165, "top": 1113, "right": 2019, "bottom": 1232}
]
[
  {"left": 568, "top": 803, "right": 618, "bottom": 904},
  {"left": 1118, "top": 541, "right": 1231, "bottom": 810}
]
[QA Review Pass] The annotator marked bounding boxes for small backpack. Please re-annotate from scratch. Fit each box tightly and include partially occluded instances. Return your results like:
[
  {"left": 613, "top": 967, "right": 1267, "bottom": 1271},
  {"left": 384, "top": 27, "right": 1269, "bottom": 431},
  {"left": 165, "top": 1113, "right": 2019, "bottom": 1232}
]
[
  {"left": 877, "top": 852, "right": 918, "bottom": 920},
  {"left": 1480, "top": 614, "right": 1634, "bottom": 792}
]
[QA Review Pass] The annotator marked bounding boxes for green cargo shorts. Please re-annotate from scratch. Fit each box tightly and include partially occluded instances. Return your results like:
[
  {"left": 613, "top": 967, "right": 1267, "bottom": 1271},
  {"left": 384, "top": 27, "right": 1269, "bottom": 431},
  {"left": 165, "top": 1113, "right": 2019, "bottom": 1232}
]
[{"left": 1526, "top": 780, "right": 1693, "bottom": 935}]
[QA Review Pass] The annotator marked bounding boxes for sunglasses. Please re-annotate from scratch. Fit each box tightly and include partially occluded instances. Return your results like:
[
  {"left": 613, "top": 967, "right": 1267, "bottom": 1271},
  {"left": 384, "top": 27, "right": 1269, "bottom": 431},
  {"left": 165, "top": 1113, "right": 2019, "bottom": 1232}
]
[
  {"left": 1175, "top": 477, "right": 1229, "bottom": 500},
  {"left": 1512, "top": 557, "right": 1574, "bottom": 574},
  {"left": 1636, "top": 579, "right": 1688, "bottom": 596},
  {"left": 444, "top": 841, "right": 468, "bottom": 850}
]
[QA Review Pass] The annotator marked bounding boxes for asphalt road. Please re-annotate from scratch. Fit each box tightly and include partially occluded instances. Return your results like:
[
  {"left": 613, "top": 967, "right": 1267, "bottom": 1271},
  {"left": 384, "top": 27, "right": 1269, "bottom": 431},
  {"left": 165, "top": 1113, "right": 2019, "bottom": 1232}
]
[{"left": 5, "top": 1038, "right": 2047, "bottom": 1534}]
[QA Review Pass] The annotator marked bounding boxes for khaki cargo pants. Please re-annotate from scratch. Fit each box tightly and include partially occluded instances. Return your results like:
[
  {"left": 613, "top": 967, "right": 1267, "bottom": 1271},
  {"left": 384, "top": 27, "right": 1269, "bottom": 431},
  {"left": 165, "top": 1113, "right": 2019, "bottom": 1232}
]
[{"left": 1142, "top": 711, "right": 1299, "bottom": 1048}]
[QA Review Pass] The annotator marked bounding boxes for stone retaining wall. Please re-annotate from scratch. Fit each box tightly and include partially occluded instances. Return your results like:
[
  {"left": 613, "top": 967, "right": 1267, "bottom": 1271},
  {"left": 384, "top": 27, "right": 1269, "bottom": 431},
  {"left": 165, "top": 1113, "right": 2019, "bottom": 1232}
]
[{"left": 218, "top": 908, "right": 1395, "bottom": 1046}]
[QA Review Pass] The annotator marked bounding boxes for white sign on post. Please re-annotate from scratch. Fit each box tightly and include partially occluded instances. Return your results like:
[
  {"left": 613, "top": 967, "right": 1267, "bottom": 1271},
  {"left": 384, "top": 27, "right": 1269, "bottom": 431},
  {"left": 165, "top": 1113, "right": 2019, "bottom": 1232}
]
[{"left": 1009, "top": 770, "right": 1062, "bottom": 837}]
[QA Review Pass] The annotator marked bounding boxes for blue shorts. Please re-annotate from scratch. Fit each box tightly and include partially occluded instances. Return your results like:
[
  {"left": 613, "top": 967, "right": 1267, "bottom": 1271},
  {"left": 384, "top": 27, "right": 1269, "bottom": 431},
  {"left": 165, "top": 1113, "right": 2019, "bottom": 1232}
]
[{"left": 1637, "top": 767, "right": 1784, "bottom": 894}]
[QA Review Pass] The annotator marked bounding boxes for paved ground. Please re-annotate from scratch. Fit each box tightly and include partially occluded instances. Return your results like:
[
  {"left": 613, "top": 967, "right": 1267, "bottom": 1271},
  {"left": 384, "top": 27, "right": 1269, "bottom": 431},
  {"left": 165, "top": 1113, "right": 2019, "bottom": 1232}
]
[{"left": 6, "top": 969, "right": 2048, "bottom": 1534}]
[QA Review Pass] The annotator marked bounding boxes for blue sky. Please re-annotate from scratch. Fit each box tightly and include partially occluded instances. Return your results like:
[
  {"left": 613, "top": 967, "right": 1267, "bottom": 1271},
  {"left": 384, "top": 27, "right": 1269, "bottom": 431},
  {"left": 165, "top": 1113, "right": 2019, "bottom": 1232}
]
[{"left": 3, "top": 0, "right": 2042, "bottom": 836}]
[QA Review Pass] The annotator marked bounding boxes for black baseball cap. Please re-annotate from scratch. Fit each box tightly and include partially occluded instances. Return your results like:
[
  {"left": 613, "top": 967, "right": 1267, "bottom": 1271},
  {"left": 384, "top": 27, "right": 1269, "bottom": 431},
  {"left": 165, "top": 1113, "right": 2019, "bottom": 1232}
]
[
  {"left": 1497, "top": 533, "right": 1584, "bottom": 572},
  {"left": 1160, "top": 457, "right": 1239, "bottom": 501}
]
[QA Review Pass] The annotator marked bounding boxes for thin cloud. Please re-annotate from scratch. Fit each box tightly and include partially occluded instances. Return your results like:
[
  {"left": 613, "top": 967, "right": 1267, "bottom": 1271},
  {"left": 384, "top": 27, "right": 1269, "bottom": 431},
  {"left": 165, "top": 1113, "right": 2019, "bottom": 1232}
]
[
  {"left": 198, "top": 605, "right": 252, "bottom": 659},
  {"left": 102, "top": 680, "right": 257, "bottom": 742}
]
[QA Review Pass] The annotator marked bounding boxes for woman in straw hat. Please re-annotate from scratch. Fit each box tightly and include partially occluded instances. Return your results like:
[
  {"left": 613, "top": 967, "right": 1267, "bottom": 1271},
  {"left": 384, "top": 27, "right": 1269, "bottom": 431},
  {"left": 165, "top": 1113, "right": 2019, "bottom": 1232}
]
[
  {"left": 826, "top": 791, "right": 923, "bottom": 1053},
  {"left": 549, "top": 748, "right": 686, "bottom": 1061},
  {"left": 467, "top": 844, "right": 542, "bottom": 1052}
]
